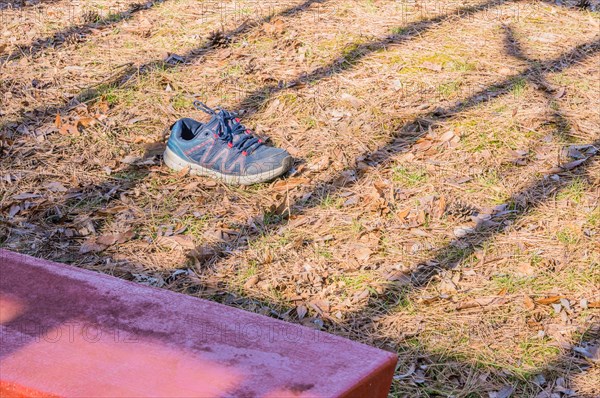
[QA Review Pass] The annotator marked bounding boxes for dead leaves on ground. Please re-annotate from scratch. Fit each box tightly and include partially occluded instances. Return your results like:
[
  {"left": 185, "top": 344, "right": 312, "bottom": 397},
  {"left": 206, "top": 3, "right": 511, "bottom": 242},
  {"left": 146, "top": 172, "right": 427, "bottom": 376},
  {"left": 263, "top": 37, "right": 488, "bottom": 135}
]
[
  {"left": 79, "top": 229, "right": 135, "bottom": 253},
  {"left": 53, "top": 103, "right": 105, "bottom": 137}
]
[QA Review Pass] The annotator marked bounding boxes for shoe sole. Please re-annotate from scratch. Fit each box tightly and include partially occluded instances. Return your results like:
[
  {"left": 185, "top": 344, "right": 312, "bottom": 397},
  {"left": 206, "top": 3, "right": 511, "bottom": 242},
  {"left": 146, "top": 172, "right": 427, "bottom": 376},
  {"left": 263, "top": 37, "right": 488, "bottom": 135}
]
[{"left": 163, "top": 146, "right": 293, "bottom": 185}]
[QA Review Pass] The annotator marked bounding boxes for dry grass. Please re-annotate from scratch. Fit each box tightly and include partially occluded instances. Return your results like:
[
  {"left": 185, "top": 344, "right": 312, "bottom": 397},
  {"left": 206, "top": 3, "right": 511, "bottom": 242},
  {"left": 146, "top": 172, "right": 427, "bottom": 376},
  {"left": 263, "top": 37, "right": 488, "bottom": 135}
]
[{"left": 1, "top": 0, "right": 599, "bottom": 396}]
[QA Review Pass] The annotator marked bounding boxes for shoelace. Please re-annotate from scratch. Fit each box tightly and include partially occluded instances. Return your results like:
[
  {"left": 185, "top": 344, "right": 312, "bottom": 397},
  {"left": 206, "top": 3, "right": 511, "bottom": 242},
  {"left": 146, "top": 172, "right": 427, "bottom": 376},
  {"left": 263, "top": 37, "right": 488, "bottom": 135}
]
[{"left": 194, "top": 101, "right": 263, "bottom": 156}]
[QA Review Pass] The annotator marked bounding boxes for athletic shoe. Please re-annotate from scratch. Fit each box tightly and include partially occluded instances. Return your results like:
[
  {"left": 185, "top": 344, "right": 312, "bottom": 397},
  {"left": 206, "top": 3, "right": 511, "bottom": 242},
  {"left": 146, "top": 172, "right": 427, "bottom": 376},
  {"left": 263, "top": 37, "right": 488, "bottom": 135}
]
[{"left": 164, "top": 101, "right": 293, "bottom": 185}]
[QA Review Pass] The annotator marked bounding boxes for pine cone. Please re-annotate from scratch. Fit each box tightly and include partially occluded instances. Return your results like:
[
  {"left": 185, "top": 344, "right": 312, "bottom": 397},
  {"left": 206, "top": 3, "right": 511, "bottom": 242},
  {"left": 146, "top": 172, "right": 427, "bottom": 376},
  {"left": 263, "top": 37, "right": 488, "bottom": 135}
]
[
  {"left": 446, "top": 200, "right": 478, "bottom": 221},
  {"left": 207, "top": 30, "right": 231, "bottom": 48}
]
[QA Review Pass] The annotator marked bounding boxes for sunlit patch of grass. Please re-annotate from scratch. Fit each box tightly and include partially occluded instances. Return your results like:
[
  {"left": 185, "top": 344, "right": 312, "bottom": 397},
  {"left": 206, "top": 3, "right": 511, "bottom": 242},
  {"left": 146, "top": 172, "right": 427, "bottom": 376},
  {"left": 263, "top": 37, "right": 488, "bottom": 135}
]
[
  {"left": 491, "top": 274, "right": 530, "bottom": 293},
  {"left": 476, "top": 169, "right": 500, "bottom": 188},
  {"left": 221, "top": 64, "right": 244, "bottom": 78},
  {"left": 586, "top": 206, "right": 600, "bottom": 228},
  {"left": 455, "top": 118, "right": 509, "bottom": 152},
  {"left": 314, "top": 245, "right": 333, "bottom": 259},
  {"left": 392, "top": 165, "right": 429, "bottom": 187},
  {"left": 351, "top": 218, "right": 363, "bottom": 234},
  {"left": 334, "top": 272, "right": 375, "bottom": 290},
  {"left": 447, "top": 59, "right": 476, "bottom": 72},
  {"left": 518, "top": 338, "right": 561, "bottom": 368},
  {"left": 319, "top": 194, "right": 342, "bottom": 209},
  {"left": 300, "top": 116, "right": 318, "bottom": 129},
  {"left": 278, "top": 92, "right": 299, "bottom": 106},
  {"left": 437, "top": 80, "right": 463, "bottom": 99},
  {"left": 172, "top": 94, "right": 192, "bottom": 110},
  {"left": 556, "top": 226, "right": 581, "bottom": 246},
  {"left": 180, "top": 214, "right": 210, "bottom": 239}
]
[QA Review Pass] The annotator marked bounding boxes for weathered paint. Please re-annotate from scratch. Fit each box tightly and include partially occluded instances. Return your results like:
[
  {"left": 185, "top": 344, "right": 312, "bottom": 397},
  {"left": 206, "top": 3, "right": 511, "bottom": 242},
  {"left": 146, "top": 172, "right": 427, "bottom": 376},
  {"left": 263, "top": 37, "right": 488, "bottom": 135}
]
[{"left": 0, "top": 249, "right": 396, "bottom": 397}]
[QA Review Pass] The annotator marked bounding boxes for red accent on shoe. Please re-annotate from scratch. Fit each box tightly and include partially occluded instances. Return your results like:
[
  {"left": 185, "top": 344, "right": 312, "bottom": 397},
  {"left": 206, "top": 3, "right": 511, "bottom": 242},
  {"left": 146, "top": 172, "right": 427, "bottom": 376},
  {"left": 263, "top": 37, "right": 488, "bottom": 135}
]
[
  {"left": 228, "top": 142, "right": 233, "bottom": 148},
  {"left": 242, "top": 151, "right": 248, "bottom": 156},
  {"left": 258, "top": 139, "right": 263, "bottom": 143},
  {"left": 246, "top": 129, "right": 251, "bottom": 134},
  {"left": 213, "top": 134, "right": 218, "bottom": 138},
  {"left": 235, "top": 118, "right": 241, "bottom": 123}
]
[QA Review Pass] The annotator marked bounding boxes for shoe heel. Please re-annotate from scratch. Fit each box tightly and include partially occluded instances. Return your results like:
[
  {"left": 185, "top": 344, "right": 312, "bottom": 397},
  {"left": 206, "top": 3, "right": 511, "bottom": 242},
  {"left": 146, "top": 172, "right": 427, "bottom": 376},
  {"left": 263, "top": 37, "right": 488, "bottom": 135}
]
[{"left": 163, "top": 146, "right": 188, "bottom": 171}]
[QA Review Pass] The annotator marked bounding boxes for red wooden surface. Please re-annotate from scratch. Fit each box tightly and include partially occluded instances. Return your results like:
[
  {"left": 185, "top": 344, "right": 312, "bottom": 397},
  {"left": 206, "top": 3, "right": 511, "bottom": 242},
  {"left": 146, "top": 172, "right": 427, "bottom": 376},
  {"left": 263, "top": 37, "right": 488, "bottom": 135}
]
[{"left": 0, "top": 249, "right": 396, "bottom": 397}]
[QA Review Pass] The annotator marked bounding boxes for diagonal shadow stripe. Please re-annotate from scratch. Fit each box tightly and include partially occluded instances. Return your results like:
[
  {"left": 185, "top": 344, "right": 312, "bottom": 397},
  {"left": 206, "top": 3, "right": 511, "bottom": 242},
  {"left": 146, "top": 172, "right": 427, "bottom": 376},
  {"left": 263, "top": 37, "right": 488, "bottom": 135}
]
[
  {"left": 0, "top": 0, "right": 169, "bottom": 63},
  {"left": 0, "top": 0, "right": 330, "bottom": 133},
  {"left": 208, "top": 35, "right": 600, "bottom": 256}
]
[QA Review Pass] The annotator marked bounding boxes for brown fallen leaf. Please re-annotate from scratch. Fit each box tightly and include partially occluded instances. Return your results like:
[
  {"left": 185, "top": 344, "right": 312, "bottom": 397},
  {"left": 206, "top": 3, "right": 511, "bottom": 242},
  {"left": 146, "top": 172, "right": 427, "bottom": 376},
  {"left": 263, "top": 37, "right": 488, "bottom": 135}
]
[
  {"left": 397, "top": 207, "right": 411, "bottom": 220},
  {"left": 174, "top": 166, "right": 190, "bottom": 178},
  {"left": 456, "top": 297, "right": 498, "bottom": 310},
  {"left": 244, "top": 275, "right": 259, "bottom": 289},
  {"left": 588, "top": 301, "right": 600, "bottom": 308},
  {"left": 44, "top": 182, "right": 67, "bottom": 192},
  {"left": 262, "top": 19, "right": 285, "bottom": 35},
  {"left": 54, "top": 113, "right": 62, "bottom": 128},
  {"left": 523, "top": 295, "right": 536, "bottom": 310},
  {"left": 156, "top": 235, "right": 195, "bottom": 250},
  {"left": 272, "top": 177, "right": 310, "bottom": 191},
  {"left": 77, "top": 117, "right": 97, "bottom": 128},
  {"left": 412, "top": 139, "right": 433, "bottom": 152},
  {"left": 79, "top": 240, "right": 107, "bottom": 254},
  {"left": 96, "top": 230, "right": 134, "bottom": 247},
  {"left": 59, "top": 123, "right": 79, "bottom": 136},
  {"left": 97, "top": 234, "right": 119, "bottom": 246},
  {"left": 438, "top": 130, "right": 455, "bottom": 142},
  {"left": 352, "top": 245, "right": 372, "bottom": 261},
  {"left": 340, "top": 93, "right": 364, "bottom": 108},
  {"left": 536, "top": 295, "right": 566, "bottom": 305}
]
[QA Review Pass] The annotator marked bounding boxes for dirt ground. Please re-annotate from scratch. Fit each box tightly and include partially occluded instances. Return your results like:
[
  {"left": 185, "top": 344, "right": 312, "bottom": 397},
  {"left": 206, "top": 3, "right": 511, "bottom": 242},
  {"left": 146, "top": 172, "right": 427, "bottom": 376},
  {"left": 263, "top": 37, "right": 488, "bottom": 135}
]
[{"left": 1, "top": 0, "right": 599, "bottom": 396}]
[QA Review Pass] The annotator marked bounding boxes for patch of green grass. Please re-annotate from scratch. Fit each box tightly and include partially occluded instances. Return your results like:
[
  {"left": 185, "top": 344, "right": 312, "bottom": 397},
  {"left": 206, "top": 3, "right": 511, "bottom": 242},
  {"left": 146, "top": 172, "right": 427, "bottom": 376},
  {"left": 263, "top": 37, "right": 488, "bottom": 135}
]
[
  {"left": 418, "top": 53, "right": 454, "bottom": 67},
  {"left": 334, "top": 272, "right": 374, "bottom": 290},
  {"left": 437, "top": 80, "right": 463, "bottom": 99},
  {"left": 240, "top": 260, "right": 258, "bottom": 279},
  {"left": 300, "top": 116, "right": 317, "bottom": 129},
  {"left": 556, "top": 226, "right": 580, "bottom": 246},
  {"left": 510, "top": 77, "right": 527, "bottom": 98},
  {"left": 314, "top": 244, "right": 333, "bottom": 259},
  {"left": 263, "top": 210, "right": 285, "bottom": 225},
  {"left": 447, "top": 59, "right": 476, "bottom": 72},
  {"left": 392, "top": 165, "right": 428, "bottom": 187},
  {"left": 278, "top": 92, "right": 299, "bottom": 106},
  {"left": 221, "top": 64, "right": 244, "bottom": 78},
  {"left": 340, "top": 41, "right": 367, "bottom": 64},
  {"left": 442, "top": 245, "right": 474, "bottom": 265},
  {"left": 319, "top": 194, "right": 342, "bottom": 209},
  {"left": 586, "top": 206, "right": 600, "bottom": 228},
  {"left": 351, "top": 219, "right": 363, "bottom": 234},
  {"left": 181, "top": 214, "right": 210, "bottom": 239},
  {"left": 172, "top": 94, "right": 192, "bottom": 110},
  {"left": 390, "top": 26, "right": 407, "bottom": 35},
  {"left": 476, "top": 169, "right": 501, "bottom": 188},
  {"left": 393, "top": 295, "right": 416, "bottom": 314},
  {"left": 491, "top": 274, "right": 530, "bottom": 294},
  {"left": 556, "top": 178, "right": 587, "bottom": 203},
  {"left": 456, "top": 118, "right": 512, "bottom": 153},
  {"left": 518, "top": 338, "right": 560, "bottom": 368}
]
